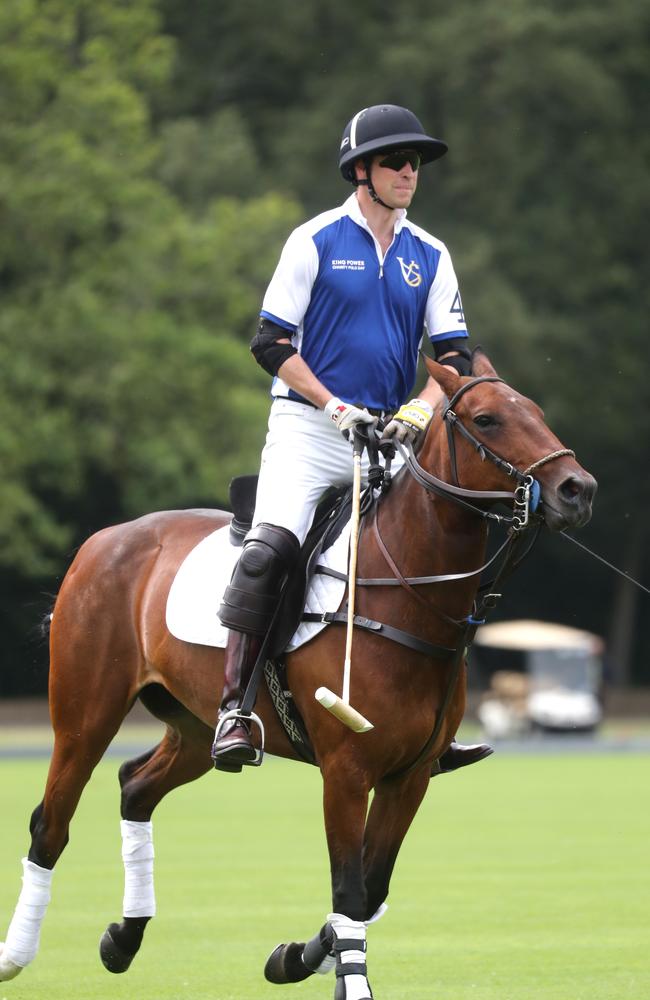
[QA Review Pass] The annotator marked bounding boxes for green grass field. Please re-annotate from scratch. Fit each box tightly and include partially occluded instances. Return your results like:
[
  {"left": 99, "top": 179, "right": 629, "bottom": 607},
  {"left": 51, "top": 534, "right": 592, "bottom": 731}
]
[{"left": 0, "top": 749, "right": 648, "bottom": 1000}]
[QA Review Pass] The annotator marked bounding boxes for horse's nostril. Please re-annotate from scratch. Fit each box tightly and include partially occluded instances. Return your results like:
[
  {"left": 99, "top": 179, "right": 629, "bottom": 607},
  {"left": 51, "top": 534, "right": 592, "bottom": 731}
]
[
  {"left": 559, "top": 476, "right": 582, "bottom": 501},
  {"left": 559, "top": 474, "right": 596, "bottom": 504}
]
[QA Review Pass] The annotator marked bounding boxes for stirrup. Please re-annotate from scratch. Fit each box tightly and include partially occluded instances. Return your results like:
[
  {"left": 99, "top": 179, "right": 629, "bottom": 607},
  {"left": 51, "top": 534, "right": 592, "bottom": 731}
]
[{"left": 212, "top": 708, "right": 266, "bottom": 768}]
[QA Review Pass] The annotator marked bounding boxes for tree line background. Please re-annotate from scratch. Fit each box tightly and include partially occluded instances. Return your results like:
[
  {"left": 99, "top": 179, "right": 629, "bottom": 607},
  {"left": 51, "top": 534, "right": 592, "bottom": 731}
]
[{"left": 1, "top": 0, "right": 648, "bottom": 696}]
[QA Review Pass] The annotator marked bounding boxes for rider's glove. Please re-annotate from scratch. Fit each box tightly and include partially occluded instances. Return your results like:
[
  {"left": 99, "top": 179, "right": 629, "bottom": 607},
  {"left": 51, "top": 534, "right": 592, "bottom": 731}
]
[
  {"left": 324, "top": 397, "right": 376, "bottom": 439},
  {"left": 381, "top": 398, "right": 434, "bottom": 447}
]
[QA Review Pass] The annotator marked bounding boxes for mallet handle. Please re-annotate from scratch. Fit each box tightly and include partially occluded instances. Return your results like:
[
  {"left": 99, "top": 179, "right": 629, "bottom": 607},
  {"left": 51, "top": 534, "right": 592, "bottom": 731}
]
[
  {"left": 314, "top": 430, "right": 373, "bottom": 734},
  {"left": 315, "top": 687, "right": 373, "bottom": 733},
  {"left": 342, "top": 445, "right": 362, "bottom": 704}
]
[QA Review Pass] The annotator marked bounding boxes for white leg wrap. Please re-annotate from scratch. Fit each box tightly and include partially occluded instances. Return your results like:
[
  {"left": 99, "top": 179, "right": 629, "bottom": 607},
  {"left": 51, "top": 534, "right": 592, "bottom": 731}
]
[
  {"left": 328, "top": 912, "right": 370, "bottom": 1000},
  {"left": 304, "top": 901, "right": 384, "bottom": 978},
  {"left": 365, "top": 902, "right": 388, "bottom": 926},
  {"left": 121, "top": 820, "right": 156, "bottom": 918},
  {"left": 0, "top": 858, "right": 53, "bottom": 972}
]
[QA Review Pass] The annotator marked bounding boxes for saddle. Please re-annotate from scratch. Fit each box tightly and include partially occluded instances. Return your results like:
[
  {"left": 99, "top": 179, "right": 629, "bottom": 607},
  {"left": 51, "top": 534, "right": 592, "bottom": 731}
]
[{"left": 227, "top": 474, "right": 353, "bottom": 660}]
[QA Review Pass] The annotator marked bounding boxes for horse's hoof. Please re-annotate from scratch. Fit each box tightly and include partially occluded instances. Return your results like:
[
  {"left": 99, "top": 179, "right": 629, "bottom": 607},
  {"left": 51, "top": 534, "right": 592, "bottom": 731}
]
[
  {"left": 264, "top": 941, "right": 313, "bottom": 984},
  {"left": 0, "top": 943, "right": 22, "bottom": 981},
  {"left": 99, "top": 924, "right": 135, "bottom": 974}
]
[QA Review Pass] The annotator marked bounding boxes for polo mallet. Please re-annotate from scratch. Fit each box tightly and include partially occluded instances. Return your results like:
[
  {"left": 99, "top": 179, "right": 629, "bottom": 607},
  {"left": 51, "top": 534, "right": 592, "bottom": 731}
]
[{"left": 315, "top": 429, "right": 374, "bottom": 733}]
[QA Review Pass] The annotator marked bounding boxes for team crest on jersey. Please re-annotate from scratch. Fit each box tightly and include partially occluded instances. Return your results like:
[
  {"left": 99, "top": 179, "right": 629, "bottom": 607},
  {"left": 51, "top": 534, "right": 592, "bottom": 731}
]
[{"left": 397, "top": 257, "right": 422, "bottom": 288}]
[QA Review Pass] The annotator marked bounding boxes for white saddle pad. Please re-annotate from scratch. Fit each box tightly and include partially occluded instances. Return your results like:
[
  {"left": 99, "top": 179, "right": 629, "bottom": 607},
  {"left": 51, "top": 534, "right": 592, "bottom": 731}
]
[{"left": 165, "top": 521, "right": 350, "bottom": 651}]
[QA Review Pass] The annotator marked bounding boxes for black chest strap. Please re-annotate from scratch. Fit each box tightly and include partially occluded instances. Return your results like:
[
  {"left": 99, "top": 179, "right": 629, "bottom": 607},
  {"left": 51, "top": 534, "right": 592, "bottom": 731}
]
[{"left": 301, "top": 611, "right": 456, "bottom": 660}]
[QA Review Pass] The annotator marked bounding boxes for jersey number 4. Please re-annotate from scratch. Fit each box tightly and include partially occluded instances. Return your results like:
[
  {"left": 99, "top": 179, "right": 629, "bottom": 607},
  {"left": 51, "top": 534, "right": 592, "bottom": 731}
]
[{"left": 450, "top": 290, "right": 465, "bottom": 325}]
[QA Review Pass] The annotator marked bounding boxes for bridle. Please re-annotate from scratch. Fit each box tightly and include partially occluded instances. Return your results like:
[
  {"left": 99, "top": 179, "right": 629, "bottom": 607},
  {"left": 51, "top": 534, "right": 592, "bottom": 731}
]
[
  {"left": 307, "top": 376, "right": 579, "bottom": 779},
  {"left": 376, "top": 375, "right": 576, "bottom": 777},
  {"left": 397, "top": 375, "right": 575, "bottom": 532}
]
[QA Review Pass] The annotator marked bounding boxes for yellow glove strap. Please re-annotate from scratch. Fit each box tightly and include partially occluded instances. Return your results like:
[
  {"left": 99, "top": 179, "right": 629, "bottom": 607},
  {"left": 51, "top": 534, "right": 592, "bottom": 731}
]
[{"left": 393, "top": 398, "right": 434, "bottom": 432}]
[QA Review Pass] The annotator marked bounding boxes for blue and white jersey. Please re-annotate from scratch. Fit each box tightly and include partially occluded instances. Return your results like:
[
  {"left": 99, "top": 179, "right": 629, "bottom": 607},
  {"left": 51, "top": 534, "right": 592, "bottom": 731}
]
[{"left": 261, "top": 194, "right": 468, "bottom": 412}]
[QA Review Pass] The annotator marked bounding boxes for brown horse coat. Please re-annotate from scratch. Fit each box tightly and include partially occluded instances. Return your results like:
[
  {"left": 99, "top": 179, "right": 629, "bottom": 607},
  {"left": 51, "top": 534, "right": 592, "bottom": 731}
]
[{"left": 0, "top": 354, "right": 596, "bottom": 995}]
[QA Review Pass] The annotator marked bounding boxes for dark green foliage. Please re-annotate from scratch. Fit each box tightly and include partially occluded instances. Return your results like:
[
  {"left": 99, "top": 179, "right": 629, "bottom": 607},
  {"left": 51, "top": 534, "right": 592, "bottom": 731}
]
[{"left": 0, "top": 0, "right": 647, "bottom": 690}]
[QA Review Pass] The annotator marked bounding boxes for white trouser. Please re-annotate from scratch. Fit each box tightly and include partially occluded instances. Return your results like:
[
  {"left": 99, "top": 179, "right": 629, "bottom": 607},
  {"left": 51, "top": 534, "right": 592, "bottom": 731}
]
[{"left": 252, "top": 398, "right": 401, "bottom": 545}]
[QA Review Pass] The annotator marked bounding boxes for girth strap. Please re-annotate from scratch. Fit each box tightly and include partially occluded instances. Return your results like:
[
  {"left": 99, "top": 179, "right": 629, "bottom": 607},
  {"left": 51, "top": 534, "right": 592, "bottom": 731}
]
[{"left": 302, "top": 611, "right": 456, "bottom": 660}]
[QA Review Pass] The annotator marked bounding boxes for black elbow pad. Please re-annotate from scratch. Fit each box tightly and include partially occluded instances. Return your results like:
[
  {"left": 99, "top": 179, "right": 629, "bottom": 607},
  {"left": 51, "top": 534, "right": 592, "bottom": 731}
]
[
  {"left": 434, "top": 337, "right": 472, "bottom": 376},
  {"left": 439, "top": 353, "right": 472, "bottom": 376},
  {"left": 250, "top": 318, "right": 298, "bottom": 376}
]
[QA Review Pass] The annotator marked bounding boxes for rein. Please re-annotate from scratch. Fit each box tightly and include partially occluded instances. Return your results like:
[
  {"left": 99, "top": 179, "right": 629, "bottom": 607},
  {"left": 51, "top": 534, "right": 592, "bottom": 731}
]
[
  {"left": 315, "top": 376, "right": 575, "bottom": 781},
  {"left": 296, "top": 376, "right": 579, "bottom": 778},
  {"left": 320, "top": 376, "right": 573, "bottom": 594}
]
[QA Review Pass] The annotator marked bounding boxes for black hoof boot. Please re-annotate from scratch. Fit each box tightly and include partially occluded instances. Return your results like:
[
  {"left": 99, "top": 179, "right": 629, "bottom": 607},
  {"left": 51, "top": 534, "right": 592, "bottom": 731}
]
[
  {"left": 99, "top": 917, "right": 150, "bottom": 973},
  {"left": 264, "top": 942, "right": 312, "bottom": 984}
]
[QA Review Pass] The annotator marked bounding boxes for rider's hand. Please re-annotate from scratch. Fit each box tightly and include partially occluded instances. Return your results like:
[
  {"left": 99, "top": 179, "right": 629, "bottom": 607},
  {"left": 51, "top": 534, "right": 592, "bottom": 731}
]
[
  {"left": 381, "top": 398, "right": 434, "bottom": 447},
  {"left": 324, "top": 397, "right": 376, "bottom": 439}
]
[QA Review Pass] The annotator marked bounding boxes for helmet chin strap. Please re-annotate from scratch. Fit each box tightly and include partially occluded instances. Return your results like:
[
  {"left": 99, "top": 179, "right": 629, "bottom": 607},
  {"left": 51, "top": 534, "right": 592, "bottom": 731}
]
[{"left": 356, "top": 158, "right": 393, "bottom": 210}]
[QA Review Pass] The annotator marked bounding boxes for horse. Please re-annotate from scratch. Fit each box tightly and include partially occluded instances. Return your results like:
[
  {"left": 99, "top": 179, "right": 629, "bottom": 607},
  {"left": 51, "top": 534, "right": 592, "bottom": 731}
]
[{"left": 0, "top": 352, "right": 596, "bottom": 997}]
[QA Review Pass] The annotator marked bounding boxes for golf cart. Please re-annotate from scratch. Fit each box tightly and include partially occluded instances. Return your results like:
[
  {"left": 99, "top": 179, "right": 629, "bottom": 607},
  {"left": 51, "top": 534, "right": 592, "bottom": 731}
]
[{"left": 474, "top": 619, "right": 604, "bottom": 738}]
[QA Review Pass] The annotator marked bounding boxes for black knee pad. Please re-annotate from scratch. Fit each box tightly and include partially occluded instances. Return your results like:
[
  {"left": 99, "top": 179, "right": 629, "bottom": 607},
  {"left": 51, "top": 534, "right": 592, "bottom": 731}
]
[{"left": 218, "top": 523, "right": 300, "bottom": 635}]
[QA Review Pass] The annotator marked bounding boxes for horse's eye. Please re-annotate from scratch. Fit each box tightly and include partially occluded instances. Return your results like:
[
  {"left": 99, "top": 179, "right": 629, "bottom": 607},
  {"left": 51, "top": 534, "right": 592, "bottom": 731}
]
[{"left": 473, "top": 414, "right": 496, "bottom": 429}]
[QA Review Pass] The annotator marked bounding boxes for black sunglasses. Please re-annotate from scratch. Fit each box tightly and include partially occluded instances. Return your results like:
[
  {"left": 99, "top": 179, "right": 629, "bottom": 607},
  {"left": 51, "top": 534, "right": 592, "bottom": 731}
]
[{"left": 378, "top": 149, "right": 421, "bottom": 172}]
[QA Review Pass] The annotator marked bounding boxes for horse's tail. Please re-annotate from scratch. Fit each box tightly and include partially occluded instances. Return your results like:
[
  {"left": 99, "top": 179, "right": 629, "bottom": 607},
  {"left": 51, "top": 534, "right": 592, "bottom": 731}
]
[
  {"left": 35, "top": 598, "right": 57, "bottom": 643},
  {"left": 40, "top": 610, "right": 53, "bottom": 641}
]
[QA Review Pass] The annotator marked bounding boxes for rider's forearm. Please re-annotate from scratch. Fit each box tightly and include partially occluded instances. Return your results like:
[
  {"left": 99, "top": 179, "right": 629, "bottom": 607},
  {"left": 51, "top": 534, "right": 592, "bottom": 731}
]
[
  {"left": 276, "top": 349, "right": 334, "bottom": 409},
  {"left": 418, "top": 374, "right": 452, "bottom": 411},
  {"left": 277, "top": 357, "right": 455, "bottom": 414}
]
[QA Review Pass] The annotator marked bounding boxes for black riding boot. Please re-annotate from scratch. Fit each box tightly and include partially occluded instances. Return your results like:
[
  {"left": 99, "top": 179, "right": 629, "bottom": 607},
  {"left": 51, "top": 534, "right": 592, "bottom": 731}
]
[
  {"left": 212, "top": 522, "right": 301, "bottom": 774},
  {"left": 211, "top": 630, "right": 262, "bottom": 772},
  {"left": 437, "top": 739, "right": 493, "bottom": 774}
]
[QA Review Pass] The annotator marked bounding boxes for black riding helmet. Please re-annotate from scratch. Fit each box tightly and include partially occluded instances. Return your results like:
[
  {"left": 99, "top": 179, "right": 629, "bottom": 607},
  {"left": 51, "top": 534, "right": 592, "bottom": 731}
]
[{"left": 339, "top": 104, "right": 448, "bottom": 183}]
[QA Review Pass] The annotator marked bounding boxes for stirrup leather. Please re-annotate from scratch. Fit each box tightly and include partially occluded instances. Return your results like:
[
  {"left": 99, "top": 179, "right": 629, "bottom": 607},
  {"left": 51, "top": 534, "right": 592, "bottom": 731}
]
[{"left": 212, "top": 708, "right": 266, "bottom": 768}]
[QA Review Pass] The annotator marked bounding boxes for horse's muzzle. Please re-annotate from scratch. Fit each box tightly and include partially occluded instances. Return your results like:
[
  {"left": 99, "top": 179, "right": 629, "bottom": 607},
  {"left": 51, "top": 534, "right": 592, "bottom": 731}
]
[{"left": 543, "top": 470, "right": 597, "bottom": 530}]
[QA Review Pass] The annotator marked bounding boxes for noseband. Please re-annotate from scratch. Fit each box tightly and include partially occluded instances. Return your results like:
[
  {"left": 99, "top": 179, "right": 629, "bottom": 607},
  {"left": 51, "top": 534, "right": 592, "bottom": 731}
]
[{"left": 398, "top": 375, "right": 575, "bottom": 531}]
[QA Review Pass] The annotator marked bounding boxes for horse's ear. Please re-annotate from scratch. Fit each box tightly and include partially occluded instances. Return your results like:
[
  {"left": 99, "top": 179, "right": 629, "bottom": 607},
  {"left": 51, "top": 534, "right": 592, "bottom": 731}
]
[{"left": 470, "top": 348, "right": 498, "bottom": 377}]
